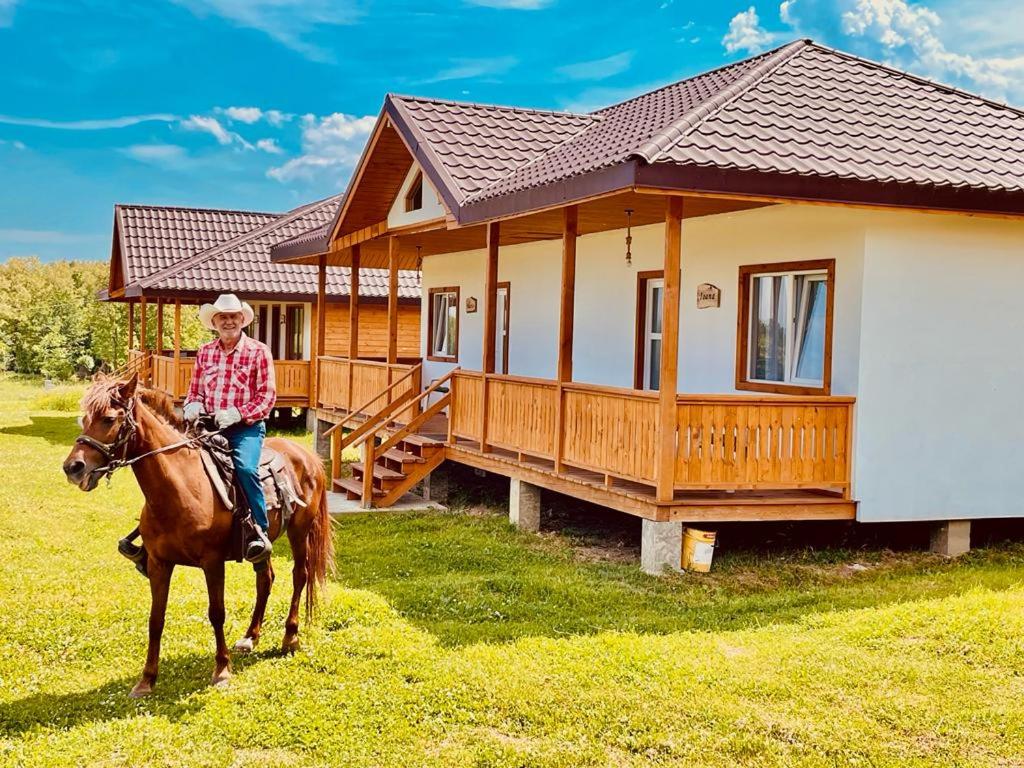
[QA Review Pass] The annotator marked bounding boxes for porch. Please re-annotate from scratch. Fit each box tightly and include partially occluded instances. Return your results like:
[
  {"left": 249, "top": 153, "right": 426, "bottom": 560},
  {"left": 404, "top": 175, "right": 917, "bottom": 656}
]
[{"left": 315, "top": 357, "right": 856, "bottom": 522}]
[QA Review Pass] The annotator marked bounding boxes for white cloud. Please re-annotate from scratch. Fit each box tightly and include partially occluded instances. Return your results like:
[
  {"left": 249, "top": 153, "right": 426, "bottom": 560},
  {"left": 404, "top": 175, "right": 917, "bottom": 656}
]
[
  {"left": 0, "top": 0, "right": 16, "bottom": 27},
  {"left": 0, "top": 139, "right": 26, "bottom": 150},
  {"left": 268, "top": 112, "right": 376, "bottom": 183},
  {"left": 171, "top": 0, "right": 360, "bottom": 63},
  {"left": 464, "top": 0, "right": 551, "bottom": 8},
  {"left": 422, "top": 56, "right": 518, "bottom": 84},
  {"left": 256, "top": 138, "right": 284, "bottom": 154},
  {"left": 723, "top": 6, "right": 776, "bottom": 53},
  {"left": 218, "top": 106, "right": 293, "bottom": 126},
  {"left": 779, "top": 0, "right": 797, "bottom": 25},
  {"left": 180, "top": 114, "right": 253, "bottom": 149},
  {"left": 557, "top": 52, "right": 633, "bottom": 81},
  {"left": 0, "top": 113, "right": 177, "bottom": 130},
  {"left": 120, "top": 143, "right": 190, "bottom": 168}
]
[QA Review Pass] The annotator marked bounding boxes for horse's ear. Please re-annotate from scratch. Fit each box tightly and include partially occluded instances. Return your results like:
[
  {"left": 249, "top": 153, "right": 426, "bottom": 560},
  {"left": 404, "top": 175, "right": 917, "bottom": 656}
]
[{"left": 119, "top": 372, "right": 139, "bottom": 400}]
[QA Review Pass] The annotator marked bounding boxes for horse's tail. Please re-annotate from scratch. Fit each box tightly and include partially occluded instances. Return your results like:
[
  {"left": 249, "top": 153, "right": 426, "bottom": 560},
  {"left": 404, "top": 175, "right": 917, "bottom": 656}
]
[{"left": 304, "top": 471, "right": 335, "bottom": 620}]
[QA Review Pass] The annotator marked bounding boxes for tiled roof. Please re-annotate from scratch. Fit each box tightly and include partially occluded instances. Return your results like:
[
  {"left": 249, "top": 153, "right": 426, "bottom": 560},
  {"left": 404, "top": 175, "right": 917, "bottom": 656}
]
[
  {"left": 116, "top": 204, "right": 278, "bottom": 283},
  {"left": 388, "top": 40, "right": 1024, "bottom": 216},
  {"left": 135, "top": 196, "right": 419, "bottom": 299},
  {"left": 648, "top": 42, "right": 1024, "bottom": 193},
  {"left": 389, "top": 96, "right": 596, "bottom": 205}
]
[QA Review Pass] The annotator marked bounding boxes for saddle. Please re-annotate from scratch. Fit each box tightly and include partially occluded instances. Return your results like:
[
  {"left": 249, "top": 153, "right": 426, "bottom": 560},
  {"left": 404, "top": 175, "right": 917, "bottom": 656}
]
[{"left": 118, "top": 418, "right": 306, "bottom": 576}]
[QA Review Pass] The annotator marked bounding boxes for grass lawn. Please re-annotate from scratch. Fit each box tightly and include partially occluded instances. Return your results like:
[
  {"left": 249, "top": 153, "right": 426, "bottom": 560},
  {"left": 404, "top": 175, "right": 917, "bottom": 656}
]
[{"left": 2, "top": 373, "right": 1024, "bottom": 766}]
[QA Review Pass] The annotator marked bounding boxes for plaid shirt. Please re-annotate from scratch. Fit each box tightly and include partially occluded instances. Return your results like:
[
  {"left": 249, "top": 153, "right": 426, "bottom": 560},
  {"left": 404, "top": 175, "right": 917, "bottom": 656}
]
[{"left": 184, "top": 333, "right": 276, "bottom": 423}]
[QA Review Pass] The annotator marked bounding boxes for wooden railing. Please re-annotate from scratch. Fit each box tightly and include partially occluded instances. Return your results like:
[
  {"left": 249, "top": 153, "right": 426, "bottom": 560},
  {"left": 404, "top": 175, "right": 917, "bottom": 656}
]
[
  {"left": 449, "top": 371, "right": 854, "bottom": 496},
  {"left": 317, "top": 356, "right": 421, "bottom": 421},
  {"left": 147, "top": 355, "right": 311, "bottom": 403},
  {"left": 674, "top": 395, "right": 854, "bottom": 494},
  {"left": 116, "top": 350, "right": 151, "bottom": 383}
]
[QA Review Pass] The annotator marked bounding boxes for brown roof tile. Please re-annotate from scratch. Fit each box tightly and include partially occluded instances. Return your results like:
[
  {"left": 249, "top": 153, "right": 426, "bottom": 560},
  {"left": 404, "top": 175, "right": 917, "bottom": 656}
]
[
  {"left": 116, "top": 205, "right": 278, "bottom": 283},
  {"left": 134, "top": 196, "right": 419, "bottom": 299}
]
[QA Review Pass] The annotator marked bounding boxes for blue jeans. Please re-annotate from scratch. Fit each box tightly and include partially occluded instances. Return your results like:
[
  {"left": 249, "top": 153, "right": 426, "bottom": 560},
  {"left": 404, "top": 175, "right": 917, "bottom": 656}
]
[{"left": 224, "top": 420, "right": 268, "bottom": 532}]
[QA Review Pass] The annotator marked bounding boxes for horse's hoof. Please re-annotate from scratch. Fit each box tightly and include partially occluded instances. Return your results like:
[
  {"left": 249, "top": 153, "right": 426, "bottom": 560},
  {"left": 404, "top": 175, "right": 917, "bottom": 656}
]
[
  {"left": 211, "top": 670, "right": 231, "bottom": 689},
  {"left": 281, "top": 636, "right": 301, "bottom": 654},
  {"left": 129, "top": 680, "right": 153, "bottom": 698},
  {"left": 233, "top": 636, "right": 257, "bottom": 654}
]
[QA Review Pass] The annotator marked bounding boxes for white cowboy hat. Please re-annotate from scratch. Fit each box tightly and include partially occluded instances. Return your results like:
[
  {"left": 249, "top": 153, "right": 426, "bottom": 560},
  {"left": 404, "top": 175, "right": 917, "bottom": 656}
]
[{"left": 198, "top": 293, "right": 254, "bottom": 331}]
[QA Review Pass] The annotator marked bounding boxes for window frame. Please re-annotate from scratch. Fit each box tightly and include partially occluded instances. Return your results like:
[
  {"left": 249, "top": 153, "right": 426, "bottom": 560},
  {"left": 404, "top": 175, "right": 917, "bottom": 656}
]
[
  {"left": 427, "top": 286, "right": 460, "bottom": 363},
  {"left": 404, "top": 171, "right": 424, "bottom": 213},
  {"left": 633, "top": 270, "right": 665, "bottom": 390},
  {"left": 735, "top": 259, "right": 835, "bottom": 396}
]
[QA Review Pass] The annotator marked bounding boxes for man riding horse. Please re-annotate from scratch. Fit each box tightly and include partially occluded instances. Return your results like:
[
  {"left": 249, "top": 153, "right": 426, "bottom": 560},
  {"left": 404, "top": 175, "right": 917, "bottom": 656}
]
[{"left": 185, "top": 293, "right": 275, "bottom": 563}]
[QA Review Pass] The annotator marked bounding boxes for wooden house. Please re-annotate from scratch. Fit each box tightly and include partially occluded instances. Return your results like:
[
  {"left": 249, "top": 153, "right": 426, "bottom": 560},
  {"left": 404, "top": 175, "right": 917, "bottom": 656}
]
[
  {"left": 263, "top": 39, "right": 1023, "bottom": 571},
  {"left": 99, "top": 195, "right": 421, "bottom": 413}
]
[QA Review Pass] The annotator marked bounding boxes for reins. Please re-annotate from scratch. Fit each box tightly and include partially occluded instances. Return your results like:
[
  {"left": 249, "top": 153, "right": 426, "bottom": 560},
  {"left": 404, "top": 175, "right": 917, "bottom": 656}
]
[{"left": 75, "top": 395, "right": 222, "bottom": 485}]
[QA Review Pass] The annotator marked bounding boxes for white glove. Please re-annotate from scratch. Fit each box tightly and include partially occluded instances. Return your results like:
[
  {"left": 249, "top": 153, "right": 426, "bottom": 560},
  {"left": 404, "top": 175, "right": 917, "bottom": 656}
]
[
  {"left": 183, "top": 401, "right": 202, "bottom": 422},
  {"left": 214, "top": 407, "right": 242, "bottom": 429}
]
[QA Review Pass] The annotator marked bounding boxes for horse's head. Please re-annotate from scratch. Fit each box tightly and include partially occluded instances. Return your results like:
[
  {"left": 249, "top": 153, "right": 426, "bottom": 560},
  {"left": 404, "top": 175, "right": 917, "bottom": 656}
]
[{"left": 63, "top": 373, "right": 140, "bottom": 491}]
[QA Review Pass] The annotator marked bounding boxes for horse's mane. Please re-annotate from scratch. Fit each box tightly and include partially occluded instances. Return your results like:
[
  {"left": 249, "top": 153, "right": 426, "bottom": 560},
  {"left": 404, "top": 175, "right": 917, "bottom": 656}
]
[{"left": 81, "top": 376, "right": 184, "bottom": 431}]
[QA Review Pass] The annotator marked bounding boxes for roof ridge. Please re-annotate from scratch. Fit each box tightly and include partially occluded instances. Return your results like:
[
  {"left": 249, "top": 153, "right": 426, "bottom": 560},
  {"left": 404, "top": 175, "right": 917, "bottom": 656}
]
[
  {"left": 807, "top": 41, "right": 1024, "bottom": 118},
  {"left": 388, "top": 93, "right": 589, "bottom": 119},
  {"left": 138, "top": 195, "right": 342, "bottom": 289},
  {"left": 114, "top": 202, "right": 282, "bottom": 217},
  {"left": 631, "top": 39, "right": 809, "bottom": 164}
]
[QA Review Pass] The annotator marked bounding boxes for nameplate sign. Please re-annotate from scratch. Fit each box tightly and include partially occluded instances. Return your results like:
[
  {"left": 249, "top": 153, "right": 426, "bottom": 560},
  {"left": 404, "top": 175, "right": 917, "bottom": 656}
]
[{"left": 696, "top": 283, "right": 721, "bottom": 309}]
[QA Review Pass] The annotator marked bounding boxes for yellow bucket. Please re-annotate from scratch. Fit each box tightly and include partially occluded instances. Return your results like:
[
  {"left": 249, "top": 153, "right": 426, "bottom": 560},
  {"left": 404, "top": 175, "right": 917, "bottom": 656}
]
[{"left": 681, "top": 528, "right": 717, "bottom": 572}]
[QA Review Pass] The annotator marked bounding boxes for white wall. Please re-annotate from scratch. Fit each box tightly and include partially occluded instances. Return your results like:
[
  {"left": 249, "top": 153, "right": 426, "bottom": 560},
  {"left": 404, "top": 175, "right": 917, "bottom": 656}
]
[
  {"left": 421, "top": 204, "right": 867, "bottom": 393},
  {"left": 387, "top": 162, "right": 446, "bottom": 229},
  {"left": 854, "top": 213, "right": 1024, "bottom": 522}
]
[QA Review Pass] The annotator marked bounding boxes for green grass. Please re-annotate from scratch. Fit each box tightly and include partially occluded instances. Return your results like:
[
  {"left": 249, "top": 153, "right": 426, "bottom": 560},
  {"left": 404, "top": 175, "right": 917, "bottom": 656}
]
[{"left": 2, "top": 372, "right": 1024, "bottom": 766}]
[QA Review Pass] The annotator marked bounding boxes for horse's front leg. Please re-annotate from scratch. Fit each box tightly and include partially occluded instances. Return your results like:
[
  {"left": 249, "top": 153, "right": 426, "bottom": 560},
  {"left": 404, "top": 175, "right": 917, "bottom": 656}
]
[
  {"left": 234, "top": 560, "right": 274, "bottom": 654},
  {"left": 130, "top": 557, "right": 174, "bottom": 698},
  {"left": 203, "top": 560, "right": 231, "bottom": 688}
]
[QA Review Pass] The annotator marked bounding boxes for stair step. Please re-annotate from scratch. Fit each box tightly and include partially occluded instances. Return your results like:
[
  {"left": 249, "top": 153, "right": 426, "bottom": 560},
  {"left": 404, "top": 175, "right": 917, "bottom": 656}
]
[
  {"left": 382, "top": 448, "right": 425, "bottom": 465},
  {"left": 333, "top": 477, "right": 383, "bottom": 499},
  {"left": 350, "top": 462, "right": 405, "bottom": 481},
  {"left": 398, "top": 433, "right": 443, "bottom": 448}
]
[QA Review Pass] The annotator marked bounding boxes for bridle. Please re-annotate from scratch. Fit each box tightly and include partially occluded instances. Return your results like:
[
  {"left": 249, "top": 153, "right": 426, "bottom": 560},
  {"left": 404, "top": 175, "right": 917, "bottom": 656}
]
[{"left": 75, "top": 394, "right": 220, "bottom": 485}]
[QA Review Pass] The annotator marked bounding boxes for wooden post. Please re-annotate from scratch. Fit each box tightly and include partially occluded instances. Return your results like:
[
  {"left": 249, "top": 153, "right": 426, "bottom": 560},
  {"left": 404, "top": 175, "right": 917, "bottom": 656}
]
[
  {"left": 387, "top": 237, "right": 399, "bottom": 364},
  {"left": 139, "top": 297, "right": 148, "bottom": 354},
  {"left": 656, "top": 197, "right": 683, "bottom": 502},
  {"left": 154, "top": 299, "right": 163, "bottom": 355},
  {"left": 556, "top": 206, "right": 577, "bottom": 382},
  {"left": 173, "top": 300, "right": 181, "bottom": 398},
  {"left": 482, "top": 222, "right": 499, "bottom": 374},
  {"left": 314, "top": 254, "right": 327, "bottom": 408},
  {"left": 348, "top": 245, "right": 361, "bottom": 412},
  {"left": 127, "top": 300, "right": 135, "bottom": 356}
]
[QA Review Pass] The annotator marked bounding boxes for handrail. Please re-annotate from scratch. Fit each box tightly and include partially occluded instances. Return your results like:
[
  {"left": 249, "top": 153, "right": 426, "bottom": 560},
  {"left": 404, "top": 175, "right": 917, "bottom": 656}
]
[
  {"left": 372, "top": 391, "right": 451, "bottom": 458},
  {"left": 349, "top": 367, "right": 458, "bottom": 449},
  {"left": 323, "top": 363, "right": 422, "bottom": 437}
]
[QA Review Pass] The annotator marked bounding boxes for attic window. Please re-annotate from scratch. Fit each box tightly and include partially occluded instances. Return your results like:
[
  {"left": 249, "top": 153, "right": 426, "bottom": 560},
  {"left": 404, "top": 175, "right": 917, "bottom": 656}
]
[{"left": 405, "top": 172, "right": 424, "bottom": 212}]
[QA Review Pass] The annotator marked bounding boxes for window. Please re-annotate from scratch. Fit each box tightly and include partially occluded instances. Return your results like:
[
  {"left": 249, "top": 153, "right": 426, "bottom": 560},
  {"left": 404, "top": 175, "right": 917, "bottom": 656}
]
[
  {"left": 284, "top": 304, "right": 304, "bottom": 360},
  {"left": 634, "top": 271, "right": 664, "bottom": 390},
  {"left": 428, "top": 287, "right": 459, "bottom": 361},
  {"left": 405, "top": 172, "right": 424, "bottom": 212},
  {"left": 736, "top": 259, "right": 835, "bottom": 395}
]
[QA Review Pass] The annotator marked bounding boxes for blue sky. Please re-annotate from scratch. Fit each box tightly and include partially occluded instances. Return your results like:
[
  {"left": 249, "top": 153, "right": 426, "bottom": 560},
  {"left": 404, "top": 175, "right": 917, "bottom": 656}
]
[{"left": 1, "top": 0, "right": 1021, "bottom": 263}]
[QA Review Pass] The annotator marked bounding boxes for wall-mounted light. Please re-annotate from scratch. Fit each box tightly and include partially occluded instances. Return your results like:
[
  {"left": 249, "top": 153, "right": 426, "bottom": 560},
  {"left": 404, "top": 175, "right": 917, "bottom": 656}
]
[{"left": 624, "top": 208, "right": 634, "bottom": 268}]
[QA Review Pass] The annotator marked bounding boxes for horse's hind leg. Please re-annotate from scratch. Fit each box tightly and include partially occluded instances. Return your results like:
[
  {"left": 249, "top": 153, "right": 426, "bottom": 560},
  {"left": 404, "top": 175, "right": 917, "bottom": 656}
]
[
  {"left": 234, "top": 561, "right": 274, "bottom": 654},
  {"left": 130, "top": 557, "right": 174, "bottom": 698},
  {"left": 281, "top": 527, "right": 308, "bottom": 654}
]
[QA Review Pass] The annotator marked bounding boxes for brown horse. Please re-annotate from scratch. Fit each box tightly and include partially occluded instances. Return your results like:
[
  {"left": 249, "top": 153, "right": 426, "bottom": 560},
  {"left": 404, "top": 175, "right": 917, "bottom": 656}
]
[{"left": 62, "top": 373, "right": 333, "bottom": 698}]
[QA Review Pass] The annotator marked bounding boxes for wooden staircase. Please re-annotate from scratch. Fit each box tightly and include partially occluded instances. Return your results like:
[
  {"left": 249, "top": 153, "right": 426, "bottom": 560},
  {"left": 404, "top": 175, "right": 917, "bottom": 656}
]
[{"left": 325, "top": 367, "right": 456, "bottom": 508}]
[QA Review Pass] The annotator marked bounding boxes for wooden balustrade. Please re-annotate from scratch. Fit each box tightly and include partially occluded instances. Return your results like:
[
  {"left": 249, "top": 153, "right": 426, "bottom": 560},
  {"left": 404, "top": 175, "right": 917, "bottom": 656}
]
[
  {"left": 147, "top": 355, "right": 310, "bottom": 403},
  {"left": 318, "top": 356, "right": 420, "bottom": 421},
  {"left": 674, "top": 395, "right": 854, "bottom": 494},
  {"left": 449, "top": 370, "right": 854, "bottom": 495}
]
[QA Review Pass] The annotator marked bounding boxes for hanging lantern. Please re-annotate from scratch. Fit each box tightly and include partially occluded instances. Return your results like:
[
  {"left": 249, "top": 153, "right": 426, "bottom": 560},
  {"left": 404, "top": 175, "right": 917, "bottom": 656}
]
[
  {"left": 624, "top": 209, "right": 634, "bottom": 268},
  {"left": 416, "top": 244, "right": 423, "bottom": 271}
]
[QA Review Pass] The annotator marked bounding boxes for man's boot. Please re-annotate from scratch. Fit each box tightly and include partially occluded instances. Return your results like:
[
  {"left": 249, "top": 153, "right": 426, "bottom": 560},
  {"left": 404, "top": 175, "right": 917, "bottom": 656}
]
[{"left": 244, "top": 526, "right": 272, "bottom": 563}]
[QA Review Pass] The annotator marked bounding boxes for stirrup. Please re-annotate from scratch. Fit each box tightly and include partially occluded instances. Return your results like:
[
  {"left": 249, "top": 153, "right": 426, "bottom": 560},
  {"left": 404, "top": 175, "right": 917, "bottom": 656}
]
[{"left": 118, "top": 536, "right": 148, "bottom": 578}]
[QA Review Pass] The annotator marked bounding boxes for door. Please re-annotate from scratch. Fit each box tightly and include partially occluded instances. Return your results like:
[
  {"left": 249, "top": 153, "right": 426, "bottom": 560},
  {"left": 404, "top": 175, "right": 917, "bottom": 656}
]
[
  {"left": 635, "top": 273, "right": 664, "bottom": 390},
  {"left": 284, "top": 304, "right": 304, "bottom": 360},
  {"left": 495, "top": 283, "right": 510, "bottom": 375}
]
